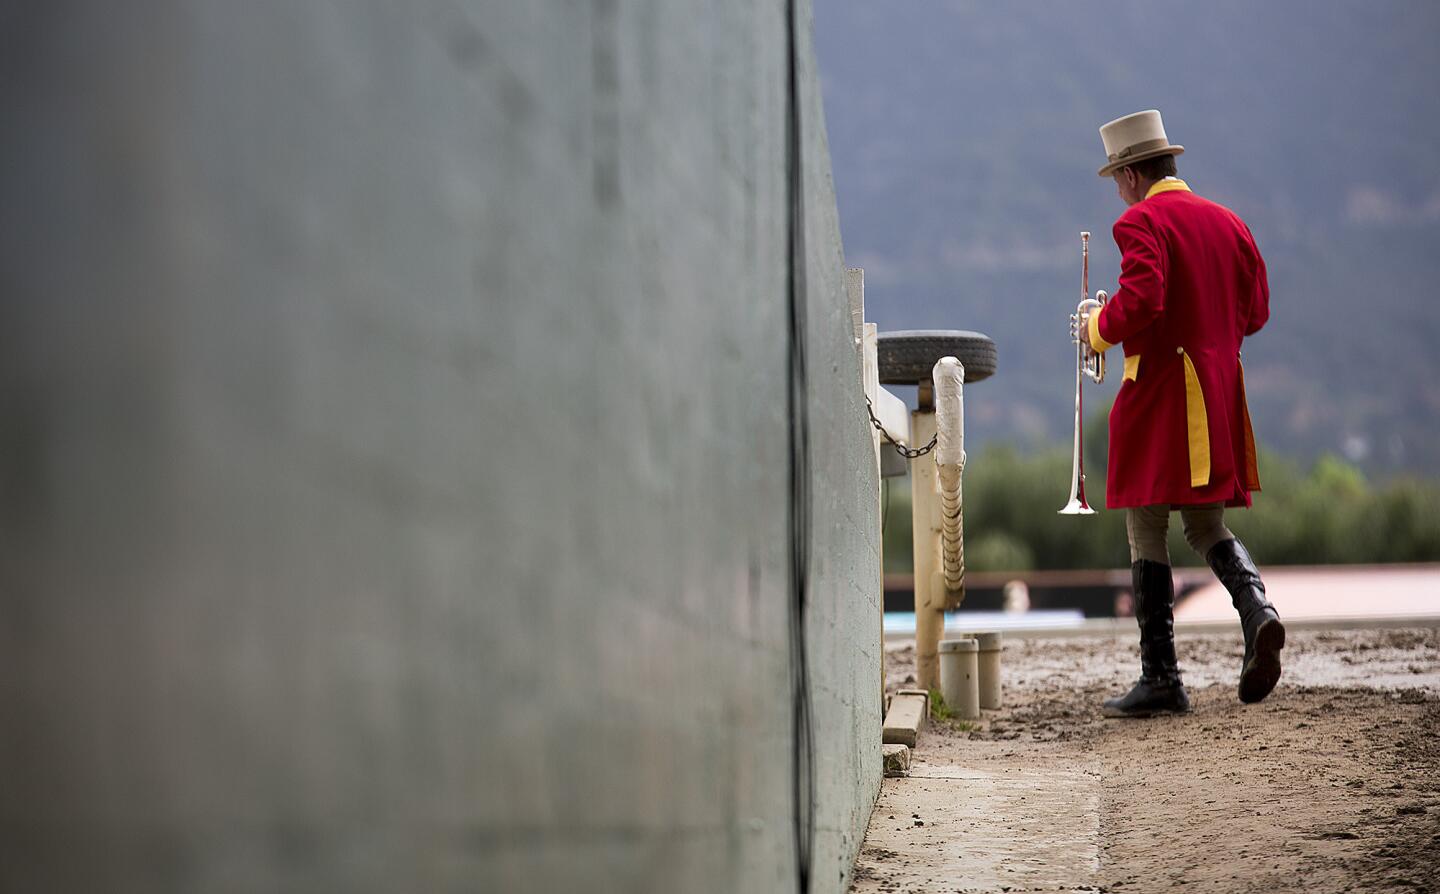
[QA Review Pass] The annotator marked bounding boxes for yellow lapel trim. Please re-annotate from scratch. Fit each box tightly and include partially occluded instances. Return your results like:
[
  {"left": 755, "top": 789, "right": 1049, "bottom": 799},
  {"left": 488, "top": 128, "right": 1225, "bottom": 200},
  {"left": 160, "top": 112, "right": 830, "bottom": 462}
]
[
  {"left": 1123, "top": 354, "right": 1140, "bottom": 382},
  {"left": 1145, "top": 178, "right": 1192, "bottom": 200}
]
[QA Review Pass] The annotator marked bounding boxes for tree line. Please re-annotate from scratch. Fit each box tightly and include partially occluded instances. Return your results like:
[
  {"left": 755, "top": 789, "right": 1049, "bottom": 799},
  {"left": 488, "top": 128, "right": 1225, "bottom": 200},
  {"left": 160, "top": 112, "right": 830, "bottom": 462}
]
[{"left": 882, "top": 441, "right": 1440, "bottom": 573}]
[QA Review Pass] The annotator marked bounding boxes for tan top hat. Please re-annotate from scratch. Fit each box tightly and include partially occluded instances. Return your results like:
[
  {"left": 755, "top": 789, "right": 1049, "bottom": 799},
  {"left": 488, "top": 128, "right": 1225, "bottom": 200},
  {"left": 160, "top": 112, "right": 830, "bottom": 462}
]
[{"left": 1097, "top": 109, "right": 1184, "bottom": 177}]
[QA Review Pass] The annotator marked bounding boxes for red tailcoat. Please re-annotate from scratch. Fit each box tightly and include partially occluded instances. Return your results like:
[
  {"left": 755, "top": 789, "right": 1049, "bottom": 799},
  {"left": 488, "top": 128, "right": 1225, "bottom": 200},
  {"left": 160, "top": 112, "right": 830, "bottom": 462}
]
[{"left": 1089, "top": 181, "right": 1268, "bottom": 509}]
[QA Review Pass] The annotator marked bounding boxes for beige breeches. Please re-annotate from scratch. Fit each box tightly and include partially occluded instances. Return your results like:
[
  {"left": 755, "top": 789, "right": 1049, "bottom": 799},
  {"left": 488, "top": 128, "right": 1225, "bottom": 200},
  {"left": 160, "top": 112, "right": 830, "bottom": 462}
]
[{"left": 1125, "top": 502, "right": 1234, "bottom": 564}]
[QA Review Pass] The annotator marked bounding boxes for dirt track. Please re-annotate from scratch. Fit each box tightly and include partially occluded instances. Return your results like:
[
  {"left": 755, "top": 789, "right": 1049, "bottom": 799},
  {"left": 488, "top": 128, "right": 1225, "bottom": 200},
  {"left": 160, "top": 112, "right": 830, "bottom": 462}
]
[{"left": 853, "top": 628, "right": 1440, "bottom": 893}]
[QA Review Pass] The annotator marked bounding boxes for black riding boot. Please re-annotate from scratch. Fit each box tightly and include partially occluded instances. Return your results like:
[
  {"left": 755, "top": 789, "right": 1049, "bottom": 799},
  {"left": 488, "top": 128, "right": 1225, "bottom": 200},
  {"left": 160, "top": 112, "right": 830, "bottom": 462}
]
[
  {"left": 1104, "top": 560, "right": 1191, "bottom": 718},
  {"left": 1206, "top": 538, "right": 1285, "bottom": 703}
]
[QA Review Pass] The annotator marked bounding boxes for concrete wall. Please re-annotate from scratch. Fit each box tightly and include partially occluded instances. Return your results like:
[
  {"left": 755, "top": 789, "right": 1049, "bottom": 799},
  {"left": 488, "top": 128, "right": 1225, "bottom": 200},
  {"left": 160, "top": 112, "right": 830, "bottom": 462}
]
[{"left": 0, "top": 2, "right": 880, "bottom": 891}]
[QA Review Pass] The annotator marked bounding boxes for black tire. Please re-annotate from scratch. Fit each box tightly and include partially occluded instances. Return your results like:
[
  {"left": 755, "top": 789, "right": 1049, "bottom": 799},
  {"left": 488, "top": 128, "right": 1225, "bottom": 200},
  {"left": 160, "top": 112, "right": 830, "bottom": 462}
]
[{"left": 876, "top": 330, "right": 997, "bottom": 385}]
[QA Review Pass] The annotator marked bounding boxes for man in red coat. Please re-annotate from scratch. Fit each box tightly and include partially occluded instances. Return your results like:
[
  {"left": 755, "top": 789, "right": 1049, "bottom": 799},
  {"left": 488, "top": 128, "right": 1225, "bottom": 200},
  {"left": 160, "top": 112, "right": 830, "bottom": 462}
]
[{"left": 1083, "top": 110, "right": 1285, "bottom": 717}]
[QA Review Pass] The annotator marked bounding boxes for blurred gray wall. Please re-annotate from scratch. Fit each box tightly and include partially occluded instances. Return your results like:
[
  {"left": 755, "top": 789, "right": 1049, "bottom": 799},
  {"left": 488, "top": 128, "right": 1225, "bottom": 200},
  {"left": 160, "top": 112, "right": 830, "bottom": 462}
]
[{"left": 0, "top": 1, "right": 881, "bottom": 892}]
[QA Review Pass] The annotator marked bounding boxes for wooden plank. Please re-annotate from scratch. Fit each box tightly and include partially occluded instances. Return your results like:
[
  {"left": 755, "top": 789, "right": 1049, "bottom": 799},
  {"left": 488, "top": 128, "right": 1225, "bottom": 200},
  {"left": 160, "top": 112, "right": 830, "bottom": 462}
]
[{"left": 882, "top": 689, "right": 929, "bottom": 748}]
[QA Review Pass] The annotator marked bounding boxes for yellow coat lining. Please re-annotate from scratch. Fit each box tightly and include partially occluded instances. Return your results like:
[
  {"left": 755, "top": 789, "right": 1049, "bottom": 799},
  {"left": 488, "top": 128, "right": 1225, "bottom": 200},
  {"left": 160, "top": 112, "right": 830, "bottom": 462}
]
[{"left": 1181, "top": 349, "right": 1210, "bottom": 487}]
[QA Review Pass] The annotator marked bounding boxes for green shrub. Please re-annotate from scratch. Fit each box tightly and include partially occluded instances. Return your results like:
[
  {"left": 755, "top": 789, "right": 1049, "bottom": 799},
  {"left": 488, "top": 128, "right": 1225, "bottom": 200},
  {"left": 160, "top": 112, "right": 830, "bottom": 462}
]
[{"left": 881, "top": 440, "right": 1440, "bottom": 571}]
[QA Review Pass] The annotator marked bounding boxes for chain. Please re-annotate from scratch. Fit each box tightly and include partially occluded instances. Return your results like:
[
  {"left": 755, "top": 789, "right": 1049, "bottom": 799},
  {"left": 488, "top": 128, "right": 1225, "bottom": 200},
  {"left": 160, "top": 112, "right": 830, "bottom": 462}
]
[{"left": 864, "top": 397, "right": 937, "bottom": 459}]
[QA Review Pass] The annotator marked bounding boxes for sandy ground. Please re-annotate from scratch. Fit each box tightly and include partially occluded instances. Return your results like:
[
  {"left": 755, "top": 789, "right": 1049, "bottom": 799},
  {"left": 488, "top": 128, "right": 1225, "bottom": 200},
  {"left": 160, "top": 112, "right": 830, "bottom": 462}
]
[{"left": 853, "top": 627, "right": 1440, "bottom": 894}]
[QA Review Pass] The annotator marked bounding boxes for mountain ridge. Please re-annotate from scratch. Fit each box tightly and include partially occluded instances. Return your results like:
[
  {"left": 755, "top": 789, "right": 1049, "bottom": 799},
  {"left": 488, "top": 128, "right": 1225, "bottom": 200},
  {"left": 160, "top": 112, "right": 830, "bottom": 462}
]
[{"left": 815, "top": 0, "right": 1440, "bottom": 475}]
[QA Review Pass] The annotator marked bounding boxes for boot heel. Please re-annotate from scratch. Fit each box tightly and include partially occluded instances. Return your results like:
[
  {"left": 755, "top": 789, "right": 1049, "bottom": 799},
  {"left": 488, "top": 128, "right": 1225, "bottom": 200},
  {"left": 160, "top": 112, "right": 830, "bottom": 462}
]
[{"left": 1239, "top": 617, "right": 1284, "bottom": 704}]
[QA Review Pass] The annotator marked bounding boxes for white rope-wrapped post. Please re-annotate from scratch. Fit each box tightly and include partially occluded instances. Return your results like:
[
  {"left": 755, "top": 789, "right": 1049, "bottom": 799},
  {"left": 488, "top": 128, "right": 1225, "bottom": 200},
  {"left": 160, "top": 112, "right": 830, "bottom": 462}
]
[{"left": 933, "top": 357, "right": 966, "bottom": 602}]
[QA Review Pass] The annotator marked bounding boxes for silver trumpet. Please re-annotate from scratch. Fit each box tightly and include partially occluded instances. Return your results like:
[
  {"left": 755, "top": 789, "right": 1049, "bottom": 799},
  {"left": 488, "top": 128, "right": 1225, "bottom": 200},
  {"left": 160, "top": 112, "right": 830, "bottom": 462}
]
[{"left": 1060, "top": 230, "right": 1108, "bottom": 515}]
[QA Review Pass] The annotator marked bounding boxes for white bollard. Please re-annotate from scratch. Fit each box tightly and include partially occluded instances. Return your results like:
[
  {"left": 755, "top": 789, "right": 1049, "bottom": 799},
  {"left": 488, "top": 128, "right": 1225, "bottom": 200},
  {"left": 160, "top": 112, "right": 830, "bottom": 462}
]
[
  {"left": 960, "top": 631, "right": 1004, "bottom": 709},
  {"left": 938, "top": 638, "right": 980, "bottom": 720}
]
